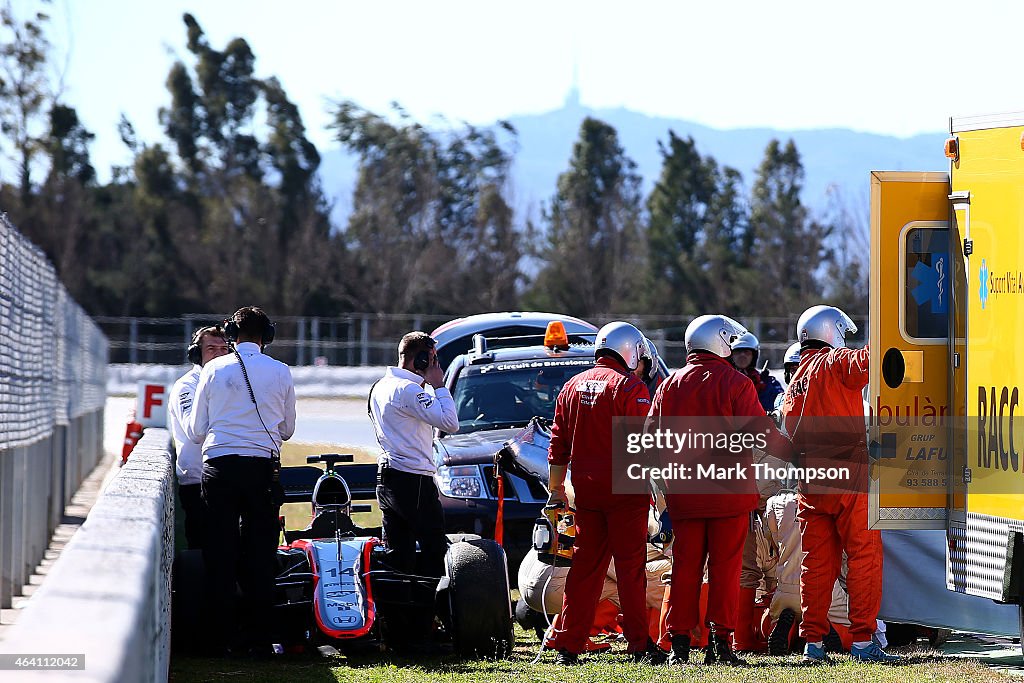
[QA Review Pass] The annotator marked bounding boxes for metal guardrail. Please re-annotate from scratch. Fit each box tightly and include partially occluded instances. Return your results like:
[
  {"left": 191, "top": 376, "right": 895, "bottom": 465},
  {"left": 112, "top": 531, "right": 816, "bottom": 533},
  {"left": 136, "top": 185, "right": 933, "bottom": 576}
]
[
  {"left": 94, "top": 313, "right": 867, "bottom": 369},
  {"left": 93, "top": 313, "right": 449, "bottom": 368}
]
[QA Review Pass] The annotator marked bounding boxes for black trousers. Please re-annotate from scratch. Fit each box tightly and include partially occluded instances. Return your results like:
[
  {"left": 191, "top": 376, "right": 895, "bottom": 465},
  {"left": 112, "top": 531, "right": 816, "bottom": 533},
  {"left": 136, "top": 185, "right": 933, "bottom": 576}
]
[
  {"left": 376, "top": 465, "right": 447, "bottom": 579},
  {"left": 178, "top": 482, "right": 204, "bottom": 550},
  {"left": 201, "top": 455, "right": 280, "bottom": 650}
]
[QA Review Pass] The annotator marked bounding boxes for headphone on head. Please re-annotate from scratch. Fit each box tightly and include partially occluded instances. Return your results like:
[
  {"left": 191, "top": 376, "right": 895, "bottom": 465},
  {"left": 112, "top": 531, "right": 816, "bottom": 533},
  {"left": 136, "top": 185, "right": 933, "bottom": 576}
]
[
  {"left": 187, "top": 329, "right": 204, "bottom": 366},
  {"left": 224, "top": 313, "right": 276, "bottom": 346},
  {"left": 187, "top": 326, "right": 224, "bottom": 365}
]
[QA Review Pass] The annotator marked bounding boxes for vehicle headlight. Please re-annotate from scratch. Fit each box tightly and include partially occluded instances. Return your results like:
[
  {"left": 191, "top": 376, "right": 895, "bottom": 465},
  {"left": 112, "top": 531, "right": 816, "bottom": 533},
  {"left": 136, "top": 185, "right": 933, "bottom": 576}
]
[{"left": 437, "top": 465, "right": 485, "bottom": 499}]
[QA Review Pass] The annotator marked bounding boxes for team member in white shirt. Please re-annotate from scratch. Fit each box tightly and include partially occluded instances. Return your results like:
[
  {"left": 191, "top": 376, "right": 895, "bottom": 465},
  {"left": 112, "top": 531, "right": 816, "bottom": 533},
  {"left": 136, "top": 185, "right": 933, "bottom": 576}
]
[
  {"left": 187, "top": 306, "right": 296, "bottom": 657},
  {"left": 369, "top": 332, "right": 458, "bottom": 585},
  {"left": 168, "top": 325, "right": 229, "bottom": 549}
]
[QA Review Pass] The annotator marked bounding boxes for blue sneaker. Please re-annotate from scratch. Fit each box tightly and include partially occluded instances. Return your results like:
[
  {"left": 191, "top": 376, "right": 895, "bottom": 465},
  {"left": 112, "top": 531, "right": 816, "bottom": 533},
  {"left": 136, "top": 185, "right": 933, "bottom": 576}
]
[
  {"left": 851, "top": 641, "right": 902, "bottom": 663},
  {"left": 802, "top": 642, "right": 829, "bottom": 665}
]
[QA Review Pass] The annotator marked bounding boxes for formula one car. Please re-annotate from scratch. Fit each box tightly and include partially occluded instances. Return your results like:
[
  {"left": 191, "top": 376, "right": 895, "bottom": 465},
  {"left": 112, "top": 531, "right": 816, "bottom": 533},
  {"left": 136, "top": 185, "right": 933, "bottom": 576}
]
[{"left": 171, "top": 453, "right": 514, "bottom": 659}]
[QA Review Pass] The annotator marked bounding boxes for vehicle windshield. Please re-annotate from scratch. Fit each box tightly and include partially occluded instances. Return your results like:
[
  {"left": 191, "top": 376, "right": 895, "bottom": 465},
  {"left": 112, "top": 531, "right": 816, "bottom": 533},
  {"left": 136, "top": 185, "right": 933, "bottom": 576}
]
[{"left": 451, "top": 357, "right": 595, "bottom": 434}]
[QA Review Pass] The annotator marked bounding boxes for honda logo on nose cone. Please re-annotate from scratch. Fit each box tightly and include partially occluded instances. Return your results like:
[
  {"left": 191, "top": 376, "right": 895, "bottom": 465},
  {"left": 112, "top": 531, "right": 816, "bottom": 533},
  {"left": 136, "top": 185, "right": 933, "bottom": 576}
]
[{"left": 332, "top": 615, "right": 359, "bottom": 625}]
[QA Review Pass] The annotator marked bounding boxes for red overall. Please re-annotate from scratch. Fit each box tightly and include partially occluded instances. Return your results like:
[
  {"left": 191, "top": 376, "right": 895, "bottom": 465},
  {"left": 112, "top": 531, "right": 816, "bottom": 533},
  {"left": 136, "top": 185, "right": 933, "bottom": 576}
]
[
  {"left": 650, "top": 353, "right": 793, "bottom": 638},
  {"left": 548, "top": 356, "right": 651, "bottom": 655},
  {"left": 781, "top": 345, "right": 881, "bottom": 644}
]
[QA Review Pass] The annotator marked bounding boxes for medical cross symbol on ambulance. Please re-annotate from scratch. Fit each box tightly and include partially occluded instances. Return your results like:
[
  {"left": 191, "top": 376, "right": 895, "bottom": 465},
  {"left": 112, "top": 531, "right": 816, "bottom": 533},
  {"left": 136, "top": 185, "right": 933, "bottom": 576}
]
[
  {"left": 910, "top": 257, "right": 947, "bottom": 314},
  {"left": 980, "top": 259, "right": 989, "bottom": 309}
]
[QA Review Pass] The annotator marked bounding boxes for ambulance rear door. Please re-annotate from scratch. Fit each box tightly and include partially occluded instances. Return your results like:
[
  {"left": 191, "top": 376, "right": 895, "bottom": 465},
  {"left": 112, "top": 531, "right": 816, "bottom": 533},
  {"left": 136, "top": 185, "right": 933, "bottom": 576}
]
[{"left": 868, "top": 171, "right": 951, "bottom": 529}]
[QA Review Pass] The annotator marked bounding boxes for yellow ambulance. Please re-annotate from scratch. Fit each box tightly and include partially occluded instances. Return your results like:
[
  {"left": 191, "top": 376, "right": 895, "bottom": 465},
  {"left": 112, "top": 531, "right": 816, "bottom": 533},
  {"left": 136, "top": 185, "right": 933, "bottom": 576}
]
[{"left": 871, "top": 113, "right": 1024, "bottom": 636}]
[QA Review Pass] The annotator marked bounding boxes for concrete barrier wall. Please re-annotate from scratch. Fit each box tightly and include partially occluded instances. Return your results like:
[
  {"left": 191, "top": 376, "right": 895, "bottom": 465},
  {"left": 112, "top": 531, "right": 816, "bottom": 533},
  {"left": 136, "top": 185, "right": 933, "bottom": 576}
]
[
  {"left": 0, "top": 410, "right": 104, "bottom": 612},
  {"left": 107, "top": 363, "right": 387, "bottom": 399},
  {"left": 0, "top": 428, "right": 174, "bottom": 683}
]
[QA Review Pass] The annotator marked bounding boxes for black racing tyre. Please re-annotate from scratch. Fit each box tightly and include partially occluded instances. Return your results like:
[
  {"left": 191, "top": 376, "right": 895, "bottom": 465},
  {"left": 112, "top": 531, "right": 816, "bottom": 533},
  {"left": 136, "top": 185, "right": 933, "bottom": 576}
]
[
  {"left": 171, "top": 549, "right": 206, "bottom": 654},
  {"left": 446, "top": 539, "right": 514, "bottom": 659},
  {"left": 926, "top": 627, "right": 951, "bottom": 648},
  {"left": 882, "top": 621, "right": 919, "bottom": 648}
]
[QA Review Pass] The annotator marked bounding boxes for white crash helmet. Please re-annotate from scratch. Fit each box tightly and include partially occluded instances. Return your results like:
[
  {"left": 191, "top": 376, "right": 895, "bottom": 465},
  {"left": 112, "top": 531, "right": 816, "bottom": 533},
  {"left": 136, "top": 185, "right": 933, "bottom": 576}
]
[
  {"left": 784, "top": 342, "right": 802, "bottom": 365},
  {"left": 637, "top": 336, "right": 658, "bottom": 381},
  {"left": 595, "top": 321, "right": 645, "bottom": 371},
  {"left": 797, "top": 305, "right": 858, "bottom": 349},
  {"left": 731, "top": 332, "right": 759, "bottom": 352},
  {"left": 640, "top": 336, "right": 656, "bottom": 363},
  {"left": 730, "top": 331, "right": 760, "bottom": 365},
  {"left": 685, "top": 315, "right": 747, "bottom": 358}
]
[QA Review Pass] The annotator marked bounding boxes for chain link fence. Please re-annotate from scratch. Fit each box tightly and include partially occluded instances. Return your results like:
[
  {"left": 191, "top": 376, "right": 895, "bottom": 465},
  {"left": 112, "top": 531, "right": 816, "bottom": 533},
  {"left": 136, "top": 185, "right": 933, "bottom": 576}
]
[
  {"left": 95, "top": 313, "right": 453, "bottom": 367},
  {"left": 97, "top": 312, "right": 867, "bottom": 370},
  {"left": 0, "top": 212, "right": 108, "bottom": 616}
]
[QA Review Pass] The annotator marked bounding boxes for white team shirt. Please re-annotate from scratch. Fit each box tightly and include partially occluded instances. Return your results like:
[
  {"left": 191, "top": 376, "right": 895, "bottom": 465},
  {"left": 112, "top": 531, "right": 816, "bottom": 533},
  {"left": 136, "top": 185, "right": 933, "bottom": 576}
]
[
  {"left": 168, "top": 365, "right": 203, "bottom": 484},
  {"left": 186, "top": 342, "right": 297, "bottom": 460},
  {"left": 369, "top": 367, "right": 459, "bottom": 476}
]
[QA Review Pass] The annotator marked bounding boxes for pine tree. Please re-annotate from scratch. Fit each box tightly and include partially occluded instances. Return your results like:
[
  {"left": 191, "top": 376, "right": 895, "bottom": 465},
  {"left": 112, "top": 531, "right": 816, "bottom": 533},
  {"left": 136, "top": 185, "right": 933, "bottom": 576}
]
[
  {"left": 748, "top": 139, "right": 832, "bottom": 318},
  {"left": 527, "top": 117, "right": 644, "bottom": 316},
  {"left": 645, "top": 131, "right": 751, "bottom": 315},
  {"left": 332, "top": 103, "right": 442, "bottom": 313},
  {"left": 332, "top": 103, "right": 522, "bottom": 314},
  {"left": 700, "top": 163, "right": 750, "bottom": 316},
  {"left": 821, "top": 185, "right": 868, "bottom": 314},
  {"left": 0, "top": 0, "right": 50, "bottom": 203},
  {"left": 30, "top": 103, "right": 96, "bottom": 299},
  {"left": 141, "top": 13, "right": 335, "bottom": 315}
]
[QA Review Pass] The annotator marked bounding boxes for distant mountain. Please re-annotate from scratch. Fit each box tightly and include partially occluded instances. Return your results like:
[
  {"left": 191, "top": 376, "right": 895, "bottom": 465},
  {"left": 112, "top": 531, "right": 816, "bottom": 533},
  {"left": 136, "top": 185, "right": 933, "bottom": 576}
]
[{"left": 317, "top": 99, "right": 947, "bottom": 228}]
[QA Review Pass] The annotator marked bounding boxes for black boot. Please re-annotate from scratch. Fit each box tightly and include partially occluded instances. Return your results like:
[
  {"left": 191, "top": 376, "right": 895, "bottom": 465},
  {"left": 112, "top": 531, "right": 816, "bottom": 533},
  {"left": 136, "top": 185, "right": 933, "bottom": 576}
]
[
  {"left": 824, "top": 625, "right": 845, "bottom": 653},
  {"left": 704, "top": 631, "right": 718, "bottom": 664},
  {"left": 554, "top": 649, "right": 579, "bottom": 665},
  {"left": 631, "top": 638, "right": 668, "bottom": 664},
  {"left": 667, "top": 634, "right": 690, "bottom": 665},
  {"left": 769, "top": 608, "right": 795, "bottom": 656},
  {"left": 710, "top": 629, "right": 746, "bottom": 665}
]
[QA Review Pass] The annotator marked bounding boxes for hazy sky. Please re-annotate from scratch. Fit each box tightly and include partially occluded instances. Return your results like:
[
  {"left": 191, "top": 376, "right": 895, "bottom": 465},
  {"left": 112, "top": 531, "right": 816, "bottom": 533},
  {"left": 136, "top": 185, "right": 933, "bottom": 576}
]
[{"left": 33, "top": 0, "right": 1024, "bottom": 173}]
